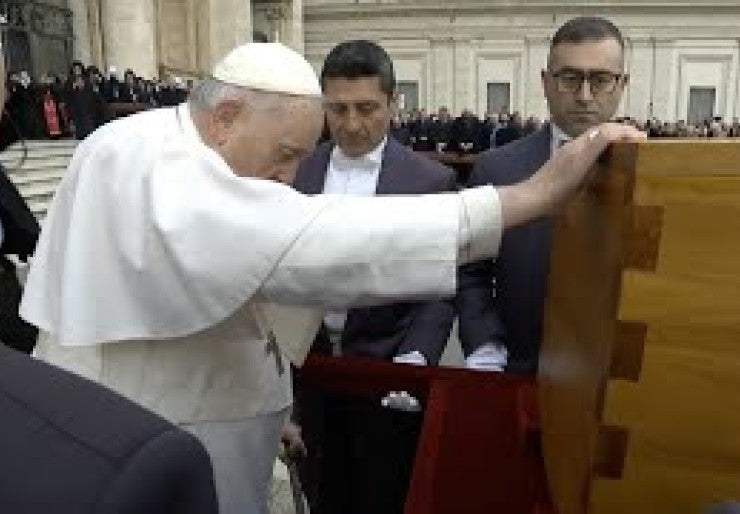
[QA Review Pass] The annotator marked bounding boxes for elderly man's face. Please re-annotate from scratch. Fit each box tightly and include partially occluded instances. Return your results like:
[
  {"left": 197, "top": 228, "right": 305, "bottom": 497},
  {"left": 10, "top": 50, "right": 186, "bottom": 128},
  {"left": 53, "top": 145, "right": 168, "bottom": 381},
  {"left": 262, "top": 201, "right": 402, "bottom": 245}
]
[
  {"left": 219, "top": 95, "right": 324, "bottom": 183},
  {"left": 542, "top": 38, "right": 627, "bottom": 138},
  {"left": 323, "top": 76, "right": 394, "bottom": 158}
]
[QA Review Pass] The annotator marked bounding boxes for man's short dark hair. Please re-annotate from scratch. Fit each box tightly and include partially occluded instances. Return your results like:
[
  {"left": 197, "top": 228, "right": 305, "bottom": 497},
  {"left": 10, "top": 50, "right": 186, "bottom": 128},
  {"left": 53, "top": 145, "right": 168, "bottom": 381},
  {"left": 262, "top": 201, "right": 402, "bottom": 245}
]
[
  {"left": 320, "top": 40, "right": 395, "bottom": 97},
  {"left": 551, "top": 16, "right": 625, "bottom": 52}
]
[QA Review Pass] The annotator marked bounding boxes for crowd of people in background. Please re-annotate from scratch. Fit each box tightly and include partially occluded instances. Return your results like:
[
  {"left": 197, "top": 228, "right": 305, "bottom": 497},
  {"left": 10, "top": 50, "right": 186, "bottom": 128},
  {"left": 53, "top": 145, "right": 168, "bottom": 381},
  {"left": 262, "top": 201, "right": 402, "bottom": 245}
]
[
  {"left": 3, "top": 62, "right": 740, "bottom": 153},
  {"left": 0, "top": 61, "right": 191, "bottom": 149},
  {"left": 389, "top": 107, "right": 740, "bottom": 154}
]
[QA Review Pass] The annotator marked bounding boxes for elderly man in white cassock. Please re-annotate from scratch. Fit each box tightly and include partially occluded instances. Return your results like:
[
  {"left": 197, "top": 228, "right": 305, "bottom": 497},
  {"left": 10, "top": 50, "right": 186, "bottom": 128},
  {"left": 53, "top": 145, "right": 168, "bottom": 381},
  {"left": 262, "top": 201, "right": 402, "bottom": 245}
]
[{"left": 20, "top": 43, "right": 643, "bottom": 513}]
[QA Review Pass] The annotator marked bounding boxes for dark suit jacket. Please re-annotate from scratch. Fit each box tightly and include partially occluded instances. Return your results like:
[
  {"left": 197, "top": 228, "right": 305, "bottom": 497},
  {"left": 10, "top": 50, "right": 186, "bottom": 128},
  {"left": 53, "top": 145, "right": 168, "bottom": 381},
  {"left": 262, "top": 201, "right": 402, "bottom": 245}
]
[
  {"left": 119, "top": 84, "right": 141, "bottom": 104},
  {"left": 494, "top": 124, "right": 523, "bottom": 148},
  {"left": 293, "top": 137, "right": 456, "bottom": 365},
  {"left": 0, "top": 344, "right": 219, "bottom": 514},
  {"left": 0, "top": 165, "right": 39, "bottom": 260},
  {"left": 457, "top": 126, "right": 552, "bottom": 374},
  {"left": 1, "top": 166, "right": 40, "bottom": 354},
  {"left": 409, "top": 120, "right": 435, "bottom": 152},
  {"left": 450, "top": 116, "right": 481, "bottom": 153},
  {"left": 103, "top": 78, "right": 122, "bottom": 103}
]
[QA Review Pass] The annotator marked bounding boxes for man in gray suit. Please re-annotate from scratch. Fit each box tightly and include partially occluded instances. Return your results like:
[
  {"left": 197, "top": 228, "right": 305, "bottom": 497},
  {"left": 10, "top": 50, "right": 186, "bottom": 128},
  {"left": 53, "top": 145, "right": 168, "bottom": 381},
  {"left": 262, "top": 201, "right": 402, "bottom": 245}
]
[
  {"left": 457, "top": 17, "right": 630, "bottom": 373},
  {"left": 291, "top": 40, "right": 456, "bottom": 514}
]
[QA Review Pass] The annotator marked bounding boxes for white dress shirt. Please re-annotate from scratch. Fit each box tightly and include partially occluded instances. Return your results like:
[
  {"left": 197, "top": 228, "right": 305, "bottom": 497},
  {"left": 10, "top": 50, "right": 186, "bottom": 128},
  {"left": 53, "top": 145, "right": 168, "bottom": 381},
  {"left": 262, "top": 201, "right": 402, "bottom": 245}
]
[
  {"left": 322, "top": 138, "right": 385, "bottom": 347},
  {"left": 323, "top": 138, "right": 385, "bottom": 197},
  {"left": 551, "top": 123, "right": 571, "bottom": 156}
]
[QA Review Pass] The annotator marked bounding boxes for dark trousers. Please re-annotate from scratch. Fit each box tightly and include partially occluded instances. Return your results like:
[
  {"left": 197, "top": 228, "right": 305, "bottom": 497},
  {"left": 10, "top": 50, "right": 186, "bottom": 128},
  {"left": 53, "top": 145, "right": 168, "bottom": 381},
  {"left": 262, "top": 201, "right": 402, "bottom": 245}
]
[
  {"left": 298, "top": 389, "right": 423, "bottom": 514},
  {"left": 0, "top": 257, "right": 37, "bottom": 354}
]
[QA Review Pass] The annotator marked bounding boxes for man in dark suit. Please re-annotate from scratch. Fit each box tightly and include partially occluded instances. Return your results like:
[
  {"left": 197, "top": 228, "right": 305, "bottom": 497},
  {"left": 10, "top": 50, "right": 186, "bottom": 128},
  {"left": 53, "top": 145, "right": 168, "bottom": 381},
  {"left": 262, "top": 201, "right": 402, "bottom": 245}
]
[
  {"left": 292, "top": 40, "right": 456, "bottom": 514},
  {"left": 428, "top": 107, "right": 453, "bottom": 152},
  {"left": 0, "top": 343, "right": 219, "bottom": 513},
  {"left": 0, "top": 167, "right": 39, "bottom": 354},
  {"left": 493, "top": 113, "right": 524, "bottom": 148},
  {"left": 457, "top": 17, "right": 629, "bottom": 374},
  {"left": 450, "top": 109, "right": 481, "bottom": 153},
  {"left": 0, "top": 168, "right": 38, "bottom": 261},
  {"left": 1, "top": 50, "right": 42, "bottom": 355},
  {"left": 103, "top": 67, "right": 122, "bottom": 103}
]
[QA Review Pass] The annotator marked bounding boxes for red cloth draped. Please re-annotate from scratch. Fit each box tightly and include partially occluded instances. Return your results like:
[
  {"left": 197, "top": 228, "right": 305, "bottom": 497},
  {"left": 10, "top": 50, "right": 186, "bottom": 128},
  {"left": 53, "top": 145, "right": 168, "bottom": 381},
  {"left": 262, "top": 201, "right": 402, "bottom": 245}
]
[{"left": 43, "top": 90, "right": 61, "bottom": 137}]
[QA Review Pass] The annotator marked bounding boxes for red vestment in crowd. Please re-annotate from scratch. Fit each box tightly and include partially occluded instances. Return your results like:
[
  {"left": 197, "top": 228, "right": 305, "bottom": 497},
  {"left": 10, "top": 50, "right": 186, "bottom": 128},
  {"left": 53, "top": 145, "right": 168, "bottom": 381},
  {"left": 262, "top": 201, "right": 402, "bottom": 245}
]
[{"left": 42, "top": 90, "right": 61, "bottom": 137}]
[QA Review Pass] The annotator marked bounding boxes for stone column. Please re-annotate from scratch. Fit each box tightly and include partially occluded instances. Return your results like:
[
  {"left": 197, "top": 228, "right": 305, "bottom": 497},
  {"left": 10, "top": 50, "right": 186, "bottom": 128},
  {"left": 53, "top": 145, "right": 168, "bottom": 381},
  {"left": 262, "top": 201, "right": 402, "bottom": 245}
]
[
  {"left": 651, "top": 38, "right": 675, "bottom": 120},
  {"left": 430, "top": 38, "right": 454, "bottom": 113},
  {"left": 68, "top": 0, "right": 92, "bottom": 64},
  {"left": 286, "top": 0, "right": 304, "bottom": 54},
  {"left": 625, "top": 37, "right": 655, "bottom": 122},
  {"left": 202, "top": 0, "right": 252, "bottom": 72},
  {"left": 100, "top": 0, "right": 157, "bottom": 78},
  {"left": 186, "top": 0, "right": 199, "bottom": 72},
  {"left": 453, "top": 38, "right": 474, "bottom": 115},
  {"left": 524, "top": 36, "right": 550, "bottom": 119}
]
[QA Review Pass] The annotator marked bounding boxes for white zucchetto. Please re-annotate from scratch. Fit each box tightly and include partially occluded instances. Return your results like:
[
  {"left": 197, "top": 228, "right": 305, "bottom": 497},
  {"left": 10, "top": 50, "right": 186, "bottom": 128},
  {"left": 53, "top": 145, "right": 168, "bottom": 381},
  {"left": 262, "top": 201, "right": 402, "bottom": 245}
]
[{"left": 212, "top": 43, "right": 321, "bottom": 97}]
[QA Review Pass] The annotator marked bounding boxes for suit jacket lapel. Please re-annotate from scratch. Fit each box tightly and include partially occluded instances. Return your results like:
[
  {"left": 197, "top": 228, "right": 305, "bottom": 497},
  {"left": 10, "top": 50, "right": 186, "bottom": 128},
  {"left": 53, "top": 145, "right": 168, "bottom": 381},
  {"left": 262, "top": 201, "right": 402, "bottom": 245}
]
[
  {"left": 534, "top": 125, "right": 553, "bottom": 164},
  {"left": 301, "top": 143, "right": 333, "bottom": 194},
  {"left": 344, "top": 138, "right": 402, "bottom": 340},
  {"left": 375, "top": 138, "right": 405, "bottom": 195}
]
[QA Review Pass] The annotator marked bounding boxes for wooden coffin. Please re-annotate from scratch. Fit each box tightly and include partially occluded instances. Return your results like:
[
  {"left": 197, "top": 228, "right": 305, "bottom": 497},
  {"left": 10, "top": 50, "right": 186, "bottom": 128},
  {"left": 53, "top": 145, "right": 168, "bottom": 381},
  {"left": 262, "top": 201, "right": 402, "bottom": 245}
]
[{"left": 539, "top": 140, "right": 740, "bottom": 514}]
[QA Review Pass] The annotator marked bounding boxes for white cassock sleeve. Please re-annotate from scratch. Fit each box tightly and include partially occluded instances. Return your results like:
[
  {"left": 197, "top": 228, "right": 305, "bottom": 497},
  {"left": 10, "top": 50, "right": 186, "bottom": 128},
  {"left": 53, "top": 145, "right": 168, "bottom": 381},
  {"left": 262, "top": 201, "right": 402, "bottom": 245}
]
[
  {"left": 259, "top": 185, "right": 502, "bottom": 308},
  {"left": 19, "top": 104, "right": 502, "bottom": 364}
]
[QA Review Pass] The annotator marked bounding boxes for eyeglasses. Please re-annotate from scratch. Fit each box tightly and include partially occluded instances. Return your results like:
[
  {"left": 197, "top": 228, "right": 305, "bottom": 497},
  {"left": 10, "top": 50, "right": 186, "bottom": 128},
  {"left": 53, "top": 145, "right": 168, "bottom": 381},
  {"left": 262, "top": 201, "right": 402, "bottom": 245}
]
[{"left": 549, "top": 69, "right": 625, "bottom": 94}]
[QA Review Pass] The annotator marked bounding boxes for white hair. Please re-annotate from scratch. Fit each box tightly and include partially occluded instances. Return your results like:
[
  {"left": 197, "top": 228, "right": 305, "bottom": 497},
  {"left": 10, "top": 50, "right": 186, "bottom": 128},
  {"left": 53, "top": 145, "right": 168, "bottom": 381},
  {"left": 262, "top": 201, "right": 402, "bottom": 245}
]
[{"left": 189, "top": 77, "right": 285, "bottom": 112}]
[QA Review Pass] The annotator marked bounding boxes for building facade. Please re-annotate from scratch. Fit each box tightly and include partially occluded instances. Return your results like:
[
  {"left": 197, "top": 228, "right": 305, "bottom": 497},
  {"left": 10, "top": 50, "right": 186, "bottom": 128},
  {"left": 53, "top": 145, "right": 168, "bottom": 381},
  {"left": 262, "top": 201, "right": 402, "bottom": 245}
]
[
  {"left": 5, "top": 1, "right": 740, "bottom": 123},
  {"left": 0, "top": 0, "right": 74, "bottom": 77},
  {"left": 68, "top": 0, "right": 303, "bottom": 80},
  {"left": 0, "top": 0, "right": 303, "bottom": 80},
  {"left": 304, "top": 0, "right": 740, "bottom": 123}
]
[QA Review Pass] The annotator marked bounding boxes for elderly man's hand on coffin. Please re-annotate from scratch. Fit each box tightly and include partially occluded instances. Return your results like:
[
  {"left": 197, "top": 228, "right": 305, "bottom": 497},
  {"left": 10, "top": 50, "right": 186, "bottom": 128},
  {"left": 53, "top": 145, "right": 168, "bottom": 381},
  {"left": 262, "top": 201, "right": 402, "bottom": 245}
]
[{"left": 499, "top": 122, "right": 646, "bottom": 229}]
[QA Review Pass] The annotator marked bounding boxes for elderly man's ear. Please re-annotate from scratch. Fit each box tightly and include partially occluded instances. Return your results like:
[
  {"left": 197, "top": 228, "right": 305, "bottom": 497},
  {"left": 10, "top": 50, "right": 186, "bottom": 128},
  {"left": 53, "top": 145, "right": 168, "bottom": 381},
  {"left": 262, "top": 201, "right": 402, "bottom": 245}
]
[{"left": 214, "top": 100, "right": 244, "bottom": 130}]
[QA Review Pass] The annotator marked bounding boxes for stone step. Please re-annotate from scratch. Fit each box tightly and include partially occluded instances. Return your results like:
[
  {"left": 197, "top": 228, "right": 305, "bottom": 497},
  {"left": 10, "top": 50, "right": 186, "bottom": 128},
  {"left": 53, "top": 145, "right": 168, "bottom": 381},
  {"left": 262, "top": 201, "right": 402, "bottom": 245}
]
[
  {"left": 1, "top": 139, "right": 76, "bottom": 219},
  {"left": 28, "top": 200, "right": 53, "bottom": 218},
  {"left": 5, "top": 139, "right": 78, "bottom": 149},
  {"left": 1, "top": 139, "right": 77, "bottom": 158},
  {"left": 0, "top": 150, "right": 76, "bottom": 165},
  {"left": 15, "top": 180, "right": 59, "bottom": 199},
  {"left": 6, "top": 167, "right": 63, "bottom": 186},
  {"left": 1, "top": 140, "right": 76, "bottom": 166},
  {"left": 1, "top": 155, "right": 72, "bottom": 172}
]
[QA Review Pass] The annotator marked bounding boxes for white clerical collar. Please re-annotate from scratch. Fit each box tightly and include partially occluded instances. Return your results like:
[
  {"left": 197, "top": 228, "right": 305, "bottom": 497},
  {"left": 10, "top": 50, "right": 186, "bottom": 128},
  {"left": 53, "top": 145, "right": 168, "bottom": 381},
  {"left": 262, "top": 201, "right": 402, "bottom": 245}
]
[
  {"left": 551, "top": 123, "right": 571, "bottom": 149},
  {"left": 177, "top": 102, "right": 234, "bottom": 175},
  {"left": 177, "top": 102, "right": 203, "bottom": 147},
  {"left": 331, "top": 137, "right": 387, "bottom": 169}
]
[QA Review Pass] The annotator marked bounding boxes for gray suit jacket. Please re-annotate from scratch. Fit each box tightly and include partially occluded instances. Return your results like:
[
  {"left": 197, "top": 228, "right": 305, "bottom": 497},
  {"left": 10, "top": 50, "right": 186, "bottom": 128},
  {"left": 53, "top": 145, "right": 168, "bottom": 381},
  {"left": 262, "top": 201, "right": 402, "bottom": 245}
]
[
  {"left": 293, "top": 137, "right": 456, "bottom": 364},
  {"left": 457, "top": 127, "right": 552, "bottom": 373}
]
